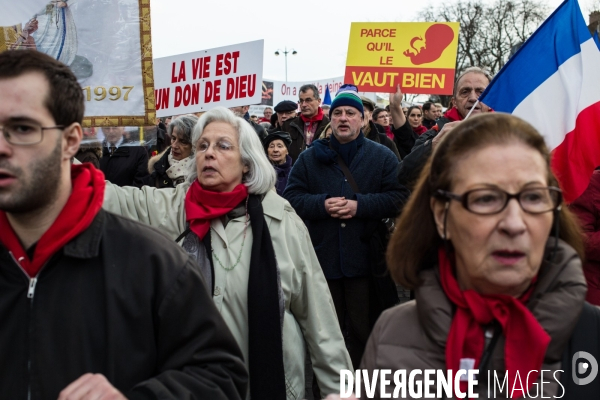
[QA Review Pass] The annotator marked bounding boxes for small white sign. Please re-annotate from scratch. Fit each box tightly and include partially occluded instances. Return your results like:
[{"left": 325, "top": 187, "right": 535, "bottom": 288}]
[{"left": 153, "top": 40, "right": 264, "bottom": 117}]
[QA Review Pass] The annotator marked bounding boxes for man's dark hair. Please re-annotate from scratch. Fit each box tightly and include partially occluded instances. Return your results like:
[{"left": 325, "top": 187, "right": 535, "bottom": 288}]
[
  {"left": 0, "top": 50, "right": 84, "bottom": 126},
  {"left": 299, "top": 84, "right": 320, "bottom": 100},
  {"left": 422, "top": 102, "right": 434, "bottom": 112}
]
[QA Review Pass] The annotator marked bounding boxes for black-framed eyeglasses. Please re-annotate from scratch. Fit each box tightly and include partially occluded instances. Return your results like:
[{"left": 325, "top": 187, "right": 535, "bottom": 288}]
[
  {"left": 436, "top": 187, "right": 562, "bottom": 215},
  {"left": 0, "top": 122, "right": 65, "bottom": 145}
]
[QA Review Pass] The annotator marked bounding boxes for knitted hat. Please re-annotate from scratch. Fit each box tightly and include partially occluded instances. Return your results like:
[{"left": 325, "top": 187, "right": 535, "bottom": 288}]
[{"left": 329, "top": 84, "right": 364, "bottom": 117}]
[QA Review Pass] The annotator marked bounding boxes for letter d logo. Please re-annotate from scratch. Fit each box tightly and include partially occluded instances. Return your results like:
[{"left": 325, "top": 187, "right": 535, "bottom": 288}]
[{"left": 572, "top": 351, "right": 598, "bottom": 385}]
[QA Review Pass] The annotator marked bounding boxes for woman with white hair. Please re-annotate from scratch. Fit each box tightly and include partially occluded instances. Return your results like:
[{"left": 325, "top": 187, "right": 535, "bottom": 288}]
[{"left": 103, "top": 107, "right": 352, "bottom": 400}]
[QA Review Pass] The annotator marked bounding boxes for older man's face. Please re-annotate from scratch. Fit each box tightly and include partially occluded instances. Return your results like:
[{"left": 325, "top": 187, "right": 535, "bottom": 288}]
[
  {"left": 103, "top": 126, "right": 125, "bottom": 145},
  {"left": 453, "top": 72, "right": 490, "bottom": 118},
  {"left": 298, "top": 89, "right": 320, "bottom": 118},
  {"left": 263, "top": 108, "right": 273, "bottom": 119},
  {"left": 331, "top": 106, "right": 362, "bottom": 144},
  {"left": 277, "top": 110, "right": 296, "bottom": 126}
]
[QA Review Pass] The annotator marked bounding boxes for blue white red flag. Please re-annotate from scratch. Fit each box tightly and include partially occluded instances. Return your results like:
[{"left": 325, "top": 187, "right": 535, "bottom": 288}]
[{"left": 479, "top": 0, "right": 600, "bottom": 203}]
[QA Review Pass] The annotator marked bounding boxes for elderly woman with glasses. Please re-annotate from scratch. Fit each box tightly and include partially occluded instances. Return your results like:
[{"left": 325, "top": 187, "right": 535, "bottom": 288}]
[
  {"left": 358, "top": 113, "right": 593, "bottom": 398},
  {"left": 103, "top": 107, "right": 352, "bottom": 400},
  {"left": 145, "top": 114, "right": 197, "bottom": 188}
]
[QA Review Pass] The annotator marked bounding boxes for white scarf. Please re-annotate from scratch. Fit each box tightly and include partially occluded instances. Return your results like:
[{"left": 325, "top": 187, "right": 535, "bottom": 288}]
[{"left": 166, "top": 151, "right": 193, "bottom": 187}]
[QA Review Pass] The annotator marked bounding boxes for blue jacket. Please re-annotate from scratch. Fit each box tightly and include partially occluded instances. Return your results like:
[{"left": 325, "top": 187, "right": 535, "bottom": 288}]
[{"left": 284, "top": 136, "right": 409, "bottom": 279}]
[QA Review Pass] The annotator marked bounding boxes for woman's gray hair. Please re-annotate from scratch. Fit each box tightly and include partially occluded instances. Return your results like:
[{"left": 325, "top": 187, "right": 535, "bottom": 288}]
[
  {"left": 187, "top": 107, "right": 276, "bottom": 194},
  {"left": 168, "top": 114, "right": 198, "bottom": 147}
]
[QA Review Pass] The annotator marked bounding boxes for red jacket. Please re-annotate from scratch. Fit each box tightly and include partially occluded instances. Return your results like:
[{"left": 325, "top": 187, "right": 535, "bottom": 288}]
[{"left": 570, "top": 169, "right": 600, "bottom": 305}]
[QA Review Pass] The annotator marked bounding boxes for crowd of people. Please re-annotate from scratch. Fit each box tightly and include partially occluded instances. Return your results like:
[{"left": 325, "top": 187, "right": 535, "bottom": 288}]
[{"left": 1, "top": 49, "right": 600, "bottom": 400}]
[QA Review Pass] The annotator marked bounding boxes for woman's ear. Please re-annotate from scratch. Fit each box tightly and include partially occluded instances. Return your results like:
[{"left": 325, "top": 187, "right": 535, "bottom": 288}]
[
  {"left": 243, "top": 164, "right": 249, "bottom": 174},
  {"left": 430, "top": 197, "right": 450, "bottom": 240}
]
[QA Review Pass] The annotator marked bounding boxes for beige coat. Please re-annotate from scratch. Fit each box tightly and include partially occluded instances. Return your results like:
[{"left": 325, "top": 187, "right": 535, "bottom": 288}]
[
  {"left": 103, "top": 183, "right": 352, "bottom": 399},
  {"left": 360, "top": 240, "right": 587, "bottom": 399}
]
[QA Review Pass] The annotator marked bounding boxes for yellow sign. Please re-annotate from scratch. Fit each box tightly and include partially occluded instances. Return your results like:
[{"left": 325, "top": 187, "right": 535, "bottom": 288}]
[{"left": 344, "top": 22, "right": 460, "bottom": 94}]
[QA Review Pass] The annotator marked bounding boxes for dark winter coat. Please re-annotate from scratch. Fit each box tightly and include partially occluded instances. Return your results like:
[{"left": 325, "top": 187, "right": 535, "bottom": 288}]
[
  {"left": 391, "top": 119, "right": 420, "bottom": 159},
  {"left": 0, "top": 210, "right": 247, "bottom": 400},
  {"left": 281, "top": 115, "right": 330, "bottom": 164},
  {"left": 365, "top": 121, "right": 401, "bottom": 160},
  {"left": 284, "top": 136, "right": 409, "bottom": 279},
  {"left": 422, "top": 117, "right": 437, "bottom": 130},
  {"left": 272, "top": 155, "right": 293, "bottom": 195},
  {"left": 100, "top": 142, "right": 150, "bottom": 187},
  {"left": 397, "top": 115, "right": 453, "bottom": 188},
  {"left": 360, "top": 239, "right": 587, "bottom": 399},
  {"left": 569, "top": 169, "right": 600, "bottom": 306}
]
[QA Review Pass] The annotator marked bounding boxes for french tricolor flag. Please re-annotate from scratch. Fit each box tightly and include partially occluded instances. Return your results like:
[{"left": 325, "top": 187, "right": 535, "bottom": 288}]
[{"left": 479, "top": 0, "right": 600, "bottom": 203}]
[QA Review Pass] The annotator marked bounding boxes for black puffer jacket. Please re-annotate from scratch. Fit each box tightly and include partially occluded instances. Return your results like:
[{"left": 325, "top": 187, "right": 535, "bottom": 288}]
[
  {"left": 0, "top": 210, "right": 248, "bottom": 400},
  {"left": 397, "top": 116, "right": 453, "bottom": 188}
]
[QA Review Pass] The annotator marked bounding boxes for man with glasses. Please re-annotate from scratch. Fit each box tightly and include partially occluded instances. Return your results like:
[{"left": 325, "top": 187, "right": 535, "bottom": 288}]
[
  {"left": 0, "top": 50, "right": 247, "bottom": 399},
  {"left": 398, "top": 67, "right": 493, "bottom": 189},
  {"left": 281, "top": 84, "right": 330, "bottom": 163},
  {"left": 269, "top": 100, "right": 297, "bottom": 133},
  {"left": 259, "top": 106, "right": 273, "bottom": 123}
]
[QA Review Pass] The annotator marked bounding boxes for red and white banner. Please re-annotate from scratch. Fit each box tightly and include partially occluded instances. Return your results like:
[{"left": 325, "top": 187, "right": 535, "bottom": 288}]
[{"left": 153, "top": 40, "right": 263, "bottom": 117}]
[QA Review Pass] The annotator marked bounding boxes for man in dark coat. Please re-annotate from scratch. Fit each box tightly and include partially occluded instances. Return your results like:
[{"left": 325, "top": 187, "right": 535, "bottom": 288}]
[
  {"left": 0, "top": 49, "right": 247, "bottom": 400},
  {"left": 398, "top": 67, "right": 493, "bottom": 188},
  {"left": 284, "top": 84, "right": 409, "bottom": 368},
  {"left": 360, "top": 96, "right": 401, "bottom": 160},
  {"left": 268, "top": 100, "right": 297, "bottom": 133},
  {"left": 99, "top": 126, "right": 150, "bottom": 187},
  {"left": 281, "top": 84, "right": 330, "bottom": 163}
]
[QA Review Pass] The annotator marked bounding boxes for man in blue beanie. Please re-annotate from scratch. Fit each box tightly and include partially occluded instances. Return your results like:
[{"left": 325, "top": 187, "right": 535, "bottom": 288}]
[{"left": 284, "top": 84, "right": 409, "bottom": 369}]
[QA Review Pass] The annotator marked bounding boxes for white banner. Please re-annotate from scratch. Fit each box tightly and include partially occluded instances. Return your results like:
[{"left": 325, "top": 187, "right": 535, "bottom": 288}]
[
  {"left": 250, "top": 77, "right": 378, "bottom": 118},
  {"left": 0, "top": 0, "right": 155, "bottom": 127},
  {"left": 153, "top": 40, "right": 264, "bottom": 117}
]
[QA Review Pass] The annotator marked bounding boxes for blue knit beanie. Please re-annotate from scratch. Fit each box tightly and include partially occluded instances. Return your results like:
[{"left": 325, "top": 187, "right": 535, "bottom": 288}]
[{"left": 329, "top": 84, "right": 364, "bottom": 118}]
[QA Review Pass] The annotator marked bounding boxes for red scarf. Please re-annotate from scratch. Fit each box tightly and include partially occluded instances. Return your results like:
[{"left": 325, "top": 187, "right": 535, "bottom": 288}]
[
  {"left": 438, "top": 247, "right": 550, "bottom": 398},
  {"left": 300, "top": 107, "right": 324, "bottom": 124},
  {"left": 443, "top": 107, "right": 464, "bottom": 122},
  {"left": 443, "top": 106, "right": 494, "bottom": 123},
  {"left": 413, "top": 125, "right": 428, "bottom": 135},
  {"left": 383, "top": 125, "right": 394, "bottom": 140},
  {"left": 0, "top": 164, "right": 106, "bottom": 277},
  {"left": 185, "top": 181, "right": 248, "bottom": 240}
]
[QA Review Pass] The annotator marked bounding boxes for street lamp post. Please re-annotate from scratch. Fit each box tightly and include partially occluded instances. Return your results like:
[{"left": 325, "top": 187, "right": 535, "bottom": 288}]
[{"left": 274, "top": 47, "right": 297, "bottom": 82}]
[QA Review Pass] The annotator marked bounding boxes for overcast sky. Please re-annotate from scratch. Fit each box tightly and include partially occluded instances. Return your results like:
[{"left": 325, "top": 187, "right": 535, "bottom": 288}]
[{"left": 151, "top": 0, "right": 583, "bottom": 82}]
